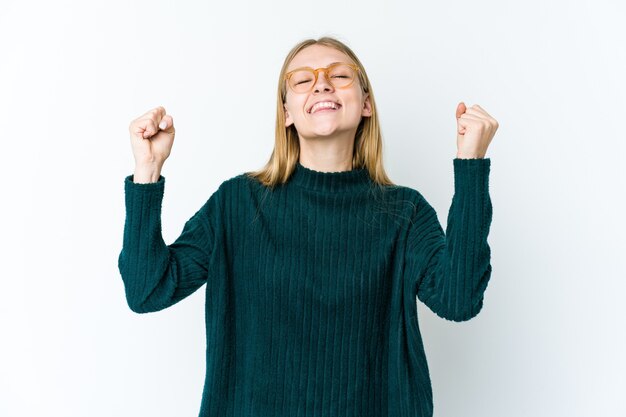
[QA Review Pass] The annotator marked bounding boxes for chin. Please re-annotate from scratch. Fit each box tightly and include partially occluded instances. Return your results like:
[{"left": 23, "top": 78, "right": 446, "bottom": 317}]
[
  {"left": 312, "top": 130, "right": 341, "bottom": 139},
  {"left": 302, "top": 125, "right": 340, "bottom": 138}
]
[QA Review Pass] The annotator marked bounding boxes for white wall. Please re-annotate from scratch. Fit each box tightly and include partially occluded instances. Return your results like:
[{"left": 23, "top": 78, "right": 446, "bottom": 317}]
[{"left": 1, "top": 0, "right": 624, "bottom": 416}]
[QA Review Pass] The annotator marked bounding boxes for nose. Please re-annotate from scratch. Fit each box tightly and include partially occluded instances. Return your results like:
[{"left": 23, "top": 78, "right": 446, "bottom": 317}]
[{"left": 313, "top": 71, "right": 334, "bottom": 93}]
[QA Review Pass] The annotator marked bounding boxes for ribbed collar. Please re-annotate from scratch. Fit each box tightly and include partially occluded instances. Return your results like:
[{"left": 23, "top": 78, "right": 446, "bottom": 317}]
[{"left": 289, "top": 161, "right": 372, "bottom": 193}]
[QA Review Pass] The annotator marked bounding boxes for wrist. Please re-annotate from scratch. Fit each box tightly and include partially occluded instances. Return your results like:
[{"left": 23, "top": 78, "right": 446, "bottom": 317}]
[
  {"left": 456, "top": 153, "right": 484, "bottom": 159},
  {"left": 133, "top": 164, "right": 162, "bottom": 184}
]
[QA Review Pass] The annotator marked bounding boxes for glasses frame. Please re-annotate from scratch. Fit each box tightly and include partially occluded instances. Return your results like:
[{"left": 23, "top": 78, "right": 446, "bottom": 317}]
[{"left": 284, "top": 62, "right": 361, "bottom": 94}]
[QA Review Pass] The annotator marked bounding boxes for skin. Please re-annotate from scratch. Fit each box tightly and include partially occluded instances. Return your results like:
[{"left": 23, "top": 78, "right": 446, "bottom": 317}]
[
  {"left": 128, "top": 106, "right": 174, "bottom": 183},
  {"left": 128, "top": 49, "right": 499, "bottom": 183},
  {"left": 455, "top": 102, "right": 499, "bottom": 159},
  {"left": 283, "top": 44, "right": 372, "bottom": 173}
]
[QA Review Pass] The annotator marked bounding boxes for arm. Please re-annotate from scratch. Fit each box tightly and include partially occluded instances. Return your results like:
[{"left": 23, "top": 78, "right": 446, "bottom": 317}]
[
  {"left": 406, "top": 158, "right": 493, "bottom": 322},
  {"left": 117, "top": 174, "right": 218, "bottom": 313}
]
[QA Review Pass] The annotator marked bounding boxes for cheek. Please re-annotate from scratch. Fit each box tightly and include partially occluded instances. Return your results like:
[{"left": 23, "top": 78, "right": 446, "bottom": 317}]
[
  {"left": 347, "top": 95, "right": 365, "bottom": 116},
  {"left": 286, "top": 99, "right": 305, "bottom": 117},
  {"left": 347, "top": 91, "right": 364, "bottom": 108}
]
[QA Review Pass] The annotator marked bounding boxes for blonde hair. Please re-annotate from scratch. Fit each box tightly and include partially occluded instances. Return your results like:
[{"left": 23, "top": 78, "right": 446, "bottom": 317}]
[{"left": 246, "top": 36, "right": 395, "bottom": 189}]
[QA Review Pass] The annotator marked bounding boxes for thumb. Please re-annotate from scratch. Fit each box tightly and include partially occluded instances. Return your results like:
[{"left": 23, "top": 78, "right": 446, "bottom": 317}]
[
  {"left": 158, "top": 115, "right": 174, "bottom": 133},
  {"left": 456, "top": 102, "right": 467, "bottom": 135},
  {"left": 456, "top": 101, "right": 466, "bottom": 119}
]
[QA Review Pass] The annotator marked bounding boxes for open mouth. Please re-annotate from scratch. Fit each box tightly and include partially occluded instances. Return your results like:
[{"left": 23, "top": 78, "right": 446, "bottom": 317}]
[{"left": 308, "top": 101, "right": 342, "bottom": 114}]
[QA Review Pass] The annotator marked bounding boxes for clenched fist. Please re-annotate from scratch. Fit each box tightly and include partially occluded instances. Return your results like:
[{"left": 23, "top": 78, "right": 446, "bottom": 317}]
[
  {"left": 129, "top": 106, "right": 175, "bottom": 183},
  {"left": 455, "top": 102, "right": 498, "bottom": 159}
]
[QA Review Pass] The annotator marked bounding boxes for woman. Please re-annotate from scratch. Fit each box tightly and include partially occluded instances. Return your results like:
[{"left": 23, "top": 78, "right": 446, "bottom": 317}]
[{"left": 119, "top": 36, "right": 498, "bottom": 417}]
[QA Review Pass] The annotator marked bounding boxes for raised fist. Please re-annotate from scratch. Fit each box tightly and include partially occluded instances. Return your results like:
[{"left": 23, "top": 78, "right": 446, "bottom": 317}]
[{"left": 128, "top": 106, "right": 175, "bottom": 167}]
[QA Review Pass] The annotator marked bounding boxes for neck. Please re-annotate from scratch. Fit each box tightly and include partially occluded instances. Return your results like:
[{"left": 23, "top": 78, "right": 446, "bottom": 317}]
[
  {"left": 288, "top": 160, "right": 371, "bottom": 194},
  {"left": 298, "top": 157, "right": 353, "bottom": 173},
  {"left": 297, "top": 132, "right": 356, "bottom": 173}
]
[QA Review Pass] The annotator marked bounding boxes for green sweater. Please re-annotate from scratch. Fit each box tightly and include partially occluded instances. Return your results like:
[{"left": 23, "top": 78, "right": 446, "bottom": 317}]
[{"left": 118, "top": 158, "right": 493, "bottom": 417}]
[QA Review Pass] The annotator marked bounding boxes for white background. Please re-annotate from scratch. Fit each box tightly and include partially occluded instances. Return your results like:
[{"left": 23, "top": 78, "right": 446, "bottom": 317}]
[{"left": 1, "top": 0, "right": 624, "bottom": 416}]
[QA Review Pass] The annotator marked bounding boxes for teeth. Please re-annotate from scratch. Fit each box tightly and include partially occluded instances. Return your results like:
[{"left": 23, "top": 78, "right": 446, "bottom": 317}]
[{"left": 310, "top": 101, "right": 340, "bottom": 113}]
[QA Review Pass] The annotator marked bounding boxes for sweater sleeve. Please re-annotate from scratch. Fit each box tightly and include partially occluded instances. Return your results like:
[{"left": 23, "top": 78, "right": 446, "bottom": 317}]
[
  {"left": 117, "top": 174, "right": 218, "bottom": 314},
  {"left": 405, "top": 158, "right": 493, "bottom": 322}
]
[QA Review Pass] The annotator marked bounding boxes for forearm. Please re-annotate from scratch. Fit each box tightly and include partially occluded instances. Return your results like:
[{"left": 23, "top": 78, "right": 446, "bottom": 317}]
[
  {"left": 118, "top": 175, "right": 173, "bottom": 313},
  {"left": 415, "top": 158, "right": 493, "bottom": 321},
  {"left": 117, "top": 174, "right": 214, "bottom": 313}
]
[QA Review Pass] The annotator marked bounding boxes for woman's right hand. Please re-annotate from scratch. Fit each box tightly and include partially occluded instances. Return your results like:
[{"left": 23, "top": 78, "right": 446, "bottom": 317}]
[{"left": 129, "top": 106, "right": 175, "bottom": 168}]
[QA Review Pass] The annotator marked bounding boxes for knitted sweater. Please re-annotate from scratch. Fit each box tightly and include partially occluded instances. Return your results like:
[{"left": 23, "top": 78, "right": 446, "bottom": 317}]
[{"left": 118, "top": 158, "right": 493, "bottom": 417}]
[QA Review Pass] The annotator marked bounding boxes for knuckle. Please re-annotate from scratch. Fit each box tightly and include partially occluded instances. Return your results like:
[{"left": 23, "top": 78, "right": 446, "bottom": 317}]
[{"left": 142, "top": 119, "right": 155, "bottom": 130}]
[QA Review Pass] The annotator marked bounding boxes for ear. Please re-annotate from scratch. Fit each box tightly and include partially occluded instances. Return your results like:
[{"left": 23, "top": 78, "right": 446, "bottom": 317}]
[
  {"left": 361, "top": 94, "right": 372, "bottom": 117},
  {"left": 284, "top": 104, "right": 294, "bottom": 127}
]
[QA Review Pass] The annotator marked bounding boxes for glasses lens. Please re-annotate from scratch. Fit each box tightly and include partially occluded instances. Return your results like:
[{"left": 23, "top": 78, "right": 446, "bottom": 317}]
[
  {"left": 287, "top": 64, "right": 357, "bottom": 93},
  {"left": 328, "top": 64, "right": 356, "bottom": 88},
  {"left": 289, "top": 70, "right": 315, "bottom": 93}
]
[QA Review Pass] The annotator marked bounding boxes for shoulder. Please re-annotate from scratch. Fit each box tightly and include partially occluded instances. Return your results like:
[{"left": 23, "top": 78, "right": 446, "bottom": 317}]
[
  {"left": 377, "top": 183, "right": 440, "bottom": 228},
  {"left": 218, "top": 171, "right": 263, "bottom": 191},
  {"left": 368, "top": 182, "right": 427, "bottom": 208},
  {"left": 360, "top": 182, "right": 431, "bottom": 228},
  {"left": 207, "top": 171, "right": 267, "bottom": 205}
]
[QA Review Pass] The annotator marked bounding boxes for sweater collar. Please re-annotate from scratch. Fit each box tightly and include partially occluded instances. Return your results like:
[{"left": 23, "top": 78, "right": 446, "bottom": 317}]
[{"left": 289, "top": 161, "right": 372, "bottom": 193}]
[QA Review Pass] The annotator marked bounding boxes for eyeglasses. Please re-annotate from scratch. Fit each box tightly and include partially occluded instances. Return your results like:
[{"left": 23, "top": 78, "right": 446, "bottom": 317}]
[{"left": 284, "top": 62, "right": 360, "bottom": 94}]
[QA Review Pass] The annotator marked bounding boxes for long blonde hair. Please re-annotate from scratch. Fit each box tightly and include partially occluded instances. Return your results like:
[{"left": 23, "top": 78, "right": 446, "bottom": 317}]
[{"left": 246, "top": 36, "right": 395, "bottom": 189}]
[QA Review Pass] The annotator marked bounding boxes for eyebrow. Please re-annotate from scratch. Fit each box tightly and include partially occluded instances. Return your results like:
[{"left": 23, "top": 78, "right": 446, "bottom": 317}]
[{"left": 287, "top": 61, "right": 348, "bottom": 72}]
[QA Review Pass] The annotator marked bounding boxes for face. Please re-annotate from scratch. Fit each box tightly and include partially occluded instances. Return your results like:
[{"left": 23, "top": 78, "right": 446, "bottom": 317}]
[{"left": 283, "top": 44, "right": 372, "bottom": 140}]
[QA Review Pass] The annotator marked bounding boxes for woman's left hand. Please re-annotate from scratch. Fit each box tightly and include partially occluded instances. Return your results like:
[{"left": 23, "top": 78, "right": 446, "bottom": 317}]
[{"left": 455, "top": 102, "right": 499, "bottom": 159}]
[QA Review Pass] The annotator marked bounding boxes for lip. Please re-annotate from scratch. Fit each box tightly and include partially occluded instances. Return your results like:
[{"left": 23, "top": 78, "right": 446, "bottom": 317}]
[{"left": 307, "top": 100, "right": 342, "bottom": 114}]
